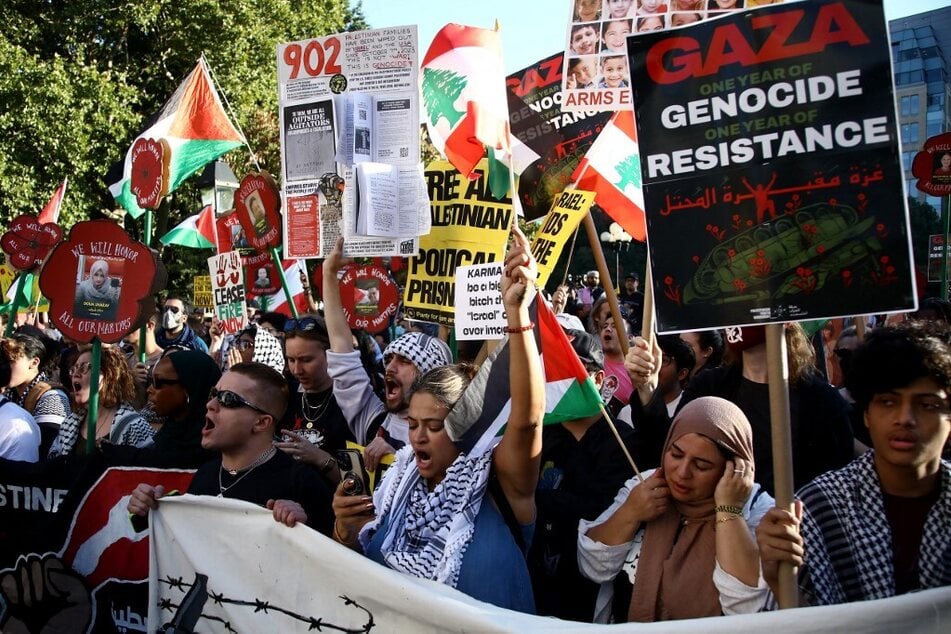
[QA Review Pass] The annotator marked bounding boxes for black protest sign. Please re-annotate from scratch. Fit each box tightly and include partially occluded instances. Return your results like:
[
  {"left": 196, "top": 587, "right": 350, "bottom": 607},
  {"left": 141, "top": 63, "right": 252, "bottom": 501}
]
[{"left": 628, "top": 0, "right": 915, "bottom": 332}]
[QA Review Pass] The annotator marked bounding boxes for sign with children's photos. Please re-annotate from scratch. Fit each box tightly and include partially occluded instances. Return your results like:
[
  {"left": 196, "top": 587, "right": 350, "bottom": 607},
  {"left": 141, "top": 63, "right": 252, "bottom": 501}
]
[{"left": 560, "top": 0, "right": 797, "bottom": 112}]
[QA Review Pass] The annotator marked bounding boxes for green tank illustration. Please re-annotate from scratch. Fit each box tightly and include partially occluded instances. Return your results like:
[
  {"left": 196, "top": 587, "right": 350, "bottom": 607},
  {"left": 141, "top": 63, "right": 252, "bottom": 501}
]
[{"left": 683, "top": 203, "right": 879, "bottom": 305}]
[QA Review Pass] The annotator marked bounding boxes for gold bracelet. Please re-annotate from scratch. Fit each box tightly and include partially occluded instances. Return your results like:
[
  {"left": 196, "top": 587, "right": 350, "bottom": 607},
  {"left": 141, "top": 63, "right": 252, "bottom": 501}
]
[
  {"left": 716, "top": 514, "right": 742, "bottom": 525},
  {"left": 714, "top": 504, "right": 743, "bottom": 515},
  {"left": 332, "top": 521, "right": 350, "bottom": 544}
]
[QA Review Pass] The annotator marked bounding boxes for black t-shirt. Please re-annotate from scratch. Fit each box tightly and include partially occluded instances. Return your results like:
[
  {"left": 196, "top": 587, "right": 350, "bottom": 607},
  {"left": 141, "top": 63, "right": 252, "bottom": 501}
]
[
  {"left": 282, "top": 388, "right": 354, "bottom": 453},
  {"left": 883, "top": 486, "right": 941, "bottom": 594},
  {"left": 188, "top": 450, "right": 334, "bottom": 536},
  {"left": 529, "top": 417, "right": 639, "bottom": 621}
]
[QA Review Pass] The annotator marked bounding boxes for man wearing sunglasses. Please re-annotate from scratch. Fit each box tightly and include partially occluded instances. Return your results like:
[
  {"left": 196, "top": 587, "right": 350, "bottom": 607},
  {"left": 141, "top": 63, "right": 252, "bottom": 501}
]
[
  {"left": 128, "top": 362, "right": 334, "bottom": 532},
  {"left": 322, "top": 238, "right": 452, "bottom": 470},
  {"left": 155, "top": 297, "right": 209, "bottom": 354}
]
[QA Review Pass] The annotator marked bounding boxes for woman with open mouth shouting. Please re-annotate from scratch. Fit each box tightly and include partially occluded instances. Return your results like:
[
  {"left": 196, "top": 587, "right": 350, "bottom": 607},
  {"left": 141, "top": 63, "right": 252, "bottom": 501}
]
[
  {"left": 48, "top": 346, "right": 154, "bottom": 458},
  {"left": 332, "top": 224, "right": 545, "bottom": 613}
]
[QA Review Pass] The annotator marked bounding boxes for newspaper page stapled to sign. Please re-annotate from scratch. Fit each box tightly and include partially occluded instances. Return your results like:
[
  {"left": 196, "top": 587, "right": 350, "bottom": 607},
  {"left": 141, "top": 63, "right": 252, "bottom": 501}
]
[{"left": 277, "top": 26, "right": 423, "bottom": 259}]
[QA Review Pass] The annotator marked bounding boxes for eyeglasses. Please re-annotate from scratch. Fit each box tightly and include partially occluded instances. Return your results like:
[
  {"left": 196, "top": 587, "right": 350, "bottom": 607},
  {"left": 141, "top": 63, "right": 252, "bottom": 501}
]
[
  {"left": 209, "top": 387, "right": 273, "bottom": 417},
  {"left": 236, "top": 339, "right": 255, "bottom": 351},
  {"left": 70, "top": 362, "right": 92, "bottom": 375},
  {"left": 151, "top": 376, "right": 181, "bottom": 389},
  {"left": 284, "top": 317, "right": 322, "bottom": 333}
]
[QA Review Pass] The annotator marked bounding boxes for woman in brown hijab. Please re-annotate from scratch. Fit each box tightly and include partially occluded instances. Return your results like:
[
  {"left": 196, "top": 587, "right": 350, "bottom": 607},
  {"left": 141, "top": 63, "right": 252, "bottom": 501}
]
[{"left": 578, "top": 396, "right": 773, "bottom": 622}]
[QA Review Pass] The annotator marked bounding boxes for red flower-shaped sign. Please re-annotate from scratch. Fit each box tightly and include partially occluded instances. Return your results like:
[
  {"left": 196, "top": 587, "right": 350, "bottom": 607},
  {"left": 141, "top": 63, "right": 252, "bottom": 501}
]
[
  {"left": 39, "top": 220, "right": 167, "bottom": 343},
  {"left": 1, "top": 214, "right": 63, "bottom": 271},
  {"left": 130, "top": 137, "right": 171, "bottom": 209},
  {"left": 235, "top": 171, "right": 282, "bottom": 251},
  {"left": 338, "top": 264, "right": 399, "bottom": 334}
]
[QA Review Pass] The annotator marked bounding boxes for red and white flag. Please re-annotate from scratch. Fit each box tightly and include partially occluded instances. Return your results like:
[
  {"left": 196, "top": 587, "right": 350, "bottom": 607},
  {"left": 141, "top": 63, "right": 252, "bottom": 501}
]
[
  {"left": 421, "top": 23, "right": 512, "bottom": 199},
  {"left": 37, "top": 178, "right": 68, "bottom": 224},
  {"left": 256, "top": 259, "right": 310, "bottom": 317},
  {"left": 571, "top": 110, "right": 646, "bottom": 241}
]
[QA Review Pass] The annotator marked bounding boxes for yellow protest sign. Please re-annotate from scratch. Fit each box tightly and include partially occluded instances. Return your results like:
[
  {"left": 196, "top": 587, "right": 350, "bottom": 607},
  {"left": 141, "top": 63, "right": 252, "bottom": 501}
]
[
  {"left": 0, "top": 263, "right": 15, "bottom": 299},
  {"left": 193, "top": 275, "right": 213, "bottom": 310},
  {"left": 531, "top": 189, "right": 595, "bottom": 288},
  {"left": 403, "top": 159, "right": 513, "bottom": 326}
]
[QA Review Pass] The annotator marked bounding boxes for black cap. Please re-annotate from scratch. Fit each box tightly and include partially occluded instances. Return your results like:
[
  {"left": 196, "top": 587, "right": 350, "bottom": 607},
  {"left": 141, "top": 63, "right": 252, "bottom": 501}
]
[
  {"left": 565, "top": 329, "right": 604, "bottom": 369},
  {"left": 626, "top": 272, "right": 639, "bottom": 281}
]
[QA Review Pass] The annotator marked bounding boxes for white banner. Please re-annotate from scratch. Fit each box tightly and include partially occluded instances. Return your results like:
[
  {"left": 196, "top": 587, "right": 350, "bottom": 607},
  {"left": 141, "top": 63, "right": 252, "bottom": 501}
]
[{"left": 149, "top": 496, "right": 951, "bottom": 633}]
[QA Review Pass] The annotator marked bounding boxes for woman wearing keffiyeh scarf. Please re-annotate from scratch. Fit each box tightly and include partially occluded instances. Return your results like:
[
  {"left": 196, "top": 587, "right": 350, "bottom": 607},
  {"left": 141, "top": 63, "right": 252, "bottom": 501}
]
[{"left": 331, "top": 224, "right": 545, "bottom": 614}]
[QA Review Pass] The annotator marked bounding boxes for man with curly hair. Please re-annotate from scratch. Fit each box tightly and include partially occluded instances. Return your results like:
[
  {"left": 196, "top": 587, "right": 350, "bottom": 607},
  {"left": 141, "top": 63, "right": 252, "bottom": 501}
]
[{"left": 757, "top": 321, "right": 951, "bottom": 606}]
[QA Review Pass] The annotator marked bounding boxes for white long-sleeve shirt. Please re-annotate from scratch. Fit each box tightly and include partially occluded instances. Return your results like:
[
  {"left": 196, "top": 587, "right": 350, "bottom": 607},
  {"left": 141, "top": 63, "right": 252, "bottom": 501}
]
[
  {"left": 326, "top": 350, "right": 409, "bottom": 447},
  {"left": 577, "top": 468, "right": 774, "bottom": 622}
]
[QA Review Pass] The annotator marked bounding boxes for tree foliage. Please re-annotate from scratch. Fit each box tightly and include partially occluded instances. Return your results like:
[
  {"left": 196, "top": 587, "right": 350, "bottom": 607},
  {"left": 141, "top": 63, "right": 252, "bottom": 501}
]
[{"left": 0, "top": 0, "right": 367, "bottom": 292}]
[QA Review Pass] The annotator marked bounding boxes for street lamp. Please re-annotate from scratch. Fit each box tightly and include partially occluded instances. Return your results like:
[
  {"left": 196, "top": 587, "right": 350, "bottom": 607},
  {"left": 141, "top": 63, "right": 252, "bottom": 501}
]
[
  {"left": 600, "top": 222, "right": 633, "bottom": 288},
  {"left": 197, "top": 160, "right": 239, "bottom": 215}
]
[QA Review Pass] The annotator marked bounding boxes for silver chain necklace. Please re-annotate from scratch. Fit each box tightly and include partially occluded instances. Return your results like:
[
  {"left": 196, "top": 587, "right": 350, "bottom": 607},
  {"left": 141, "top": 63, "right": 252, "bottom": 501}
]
[
  {"left": 218, "top": 446, "right": 276, "bottom": 496},
  {"left": 300, "top": 390, "right": 332, "bottom": 424}
]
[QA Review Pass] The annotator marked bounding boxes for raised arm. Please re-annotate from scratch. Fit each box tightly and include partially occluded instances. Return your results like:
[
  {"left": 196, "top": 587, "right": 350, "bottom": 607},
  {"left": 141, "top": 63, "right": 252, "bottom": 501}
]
[
  {"left": 322, "top": 237, "right": 359, "bottom": 354},
  {"left": 492, "top": 224, "right": 545, "bottom": 525}
]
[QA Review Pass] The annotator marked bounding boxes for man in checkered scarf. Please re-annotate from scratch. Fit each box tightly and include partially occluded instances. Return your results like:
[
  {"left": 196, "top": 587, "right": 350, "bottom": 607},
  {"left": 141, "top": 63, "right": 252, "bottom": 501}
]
[
  {"left": 756, "top": 321, "right": 951, "bottom": 606},
  {"left": 321, "top": 239, "right": 452, "bottom": 470}
]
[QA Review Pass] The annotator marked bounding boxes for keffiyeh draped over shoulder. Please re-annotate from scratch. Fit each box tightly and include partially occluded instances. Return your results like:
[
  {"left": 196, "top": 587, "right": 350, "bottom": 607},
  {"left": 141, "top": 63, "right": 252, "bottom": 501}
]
[
  {"left": 359, "top": 445, "right": 493, "bottom": 587},
  {"left": 798, "top": 451, "right": 951, "bottom": 605}
]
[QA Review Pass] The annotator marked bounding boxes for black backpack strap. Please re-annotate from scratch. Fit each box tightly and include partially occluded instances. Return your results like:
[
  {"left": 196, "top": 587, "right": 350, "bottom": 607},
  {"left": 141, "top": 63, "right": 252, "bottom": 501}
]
[{"left": 488, "top": 472, "right": 526, "bottom": 553}]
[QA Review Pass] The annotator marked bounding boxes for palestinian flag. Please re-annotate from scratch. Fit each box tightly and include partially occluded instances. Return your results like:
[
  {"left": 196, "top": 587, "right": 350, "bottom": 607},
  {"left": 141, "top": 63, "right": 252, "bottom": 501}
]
[
  {"left": 253, "top": 259, "right": 310, "bottom": 317},
  {"left": 571, "top": 110, "right": 646, "bottom": 241},
  {"left": 107, "top": 58, "right": 244, "bottom": 219},
  {"left": 160, "top": 205, "right": 217, "bottom": 249},
  {"left": 37, "top": 178, "right": 68, "bottom": 224},
  {"left": 421, "top": 24, "right": 512, "bottom": 200},
  {"left": 1, "top": 272, "right": 48, "bottom": 314},
  {"left": 447, "top": 297, "right": 603, "bottom": 456}
]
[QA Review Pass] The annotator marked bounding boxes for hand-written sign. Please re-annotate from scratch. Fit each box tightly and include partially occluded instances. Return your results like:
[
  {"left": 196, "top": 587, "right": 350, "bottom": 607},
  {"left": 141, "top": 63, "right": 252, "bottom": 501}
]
[
  {"left": 454, "top": 263, "right": 506, "bottom": 341},
  {"left": 208, "top": 252, "right": 248, "bottom": 335}
]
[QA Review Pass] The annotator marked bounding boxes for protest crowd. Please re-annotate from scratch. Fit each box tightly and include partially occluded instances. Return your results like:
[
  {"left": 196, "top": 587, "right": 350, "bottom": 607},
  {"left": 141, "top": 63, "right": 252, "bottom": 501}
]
[
  {"left": 1, "top": 245, "right": 949, "bottom": 625},
  {"left": 1, "top": 0, "right": 950, "bottom": 631}
]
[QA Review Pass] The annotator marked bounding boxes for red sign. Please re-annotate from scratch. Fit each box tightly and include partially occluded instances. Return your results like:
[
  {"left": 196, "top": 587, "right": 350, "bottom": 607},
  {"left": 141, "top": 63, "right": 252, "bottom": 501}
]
[
  {"left": 243, "top": 250, "right": 280, "bottom": 299},
  {"left": 129, "top": 138, "right": 171, "bottom": 209},
  {"left": 284, "top": 194, "right": 321, "bottom": 259},
  {"left": 912, "top": 132, "right": 951, "bottom": 197},
  {"left": 39, "top": 220, "right": 165, "bottom": 343},
  {"left": 337, "top": 264, "right": 399, "bottom": 334},
  {"left": 235, "top": 171, "right": 282, "bottom": 251},
  {"left": 0, "top": 214, "right": 63, "bottom": 271}
]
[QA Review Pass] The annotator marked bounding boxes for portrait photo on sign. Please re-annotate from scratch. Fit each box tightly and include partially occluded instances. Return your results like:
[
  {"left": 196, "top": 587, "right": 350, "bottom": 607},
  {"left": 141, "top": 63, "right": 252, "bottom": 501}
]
[
  {"left": 354, "top": 278, "right": 381, "bottom": 315},
  {"left": 933, "top": 151, "right": 951, "bottom": 182},
  {"left": 245, "top": 191, "right": 270, "bottom": 238},
  {"left": 74, "top": 255, "right": 123, "bottom": 320}
]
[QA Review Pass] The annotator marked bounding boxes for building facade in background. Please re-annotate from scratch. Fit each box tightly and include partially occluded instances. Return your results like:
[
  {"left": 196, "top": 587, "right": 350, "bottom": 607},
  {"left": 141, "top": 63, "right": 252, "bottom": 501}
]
[{"left": 891, "top": 6, "right": 951, "bottom": 211}]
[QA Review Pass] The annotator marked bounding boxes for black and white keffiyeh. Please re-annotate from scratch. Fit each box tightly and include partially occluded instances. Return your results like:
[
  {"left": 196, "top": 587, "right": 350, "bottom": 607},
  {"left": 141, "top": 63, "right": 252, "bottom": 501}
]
[
  {"left": 798, "top": 450, "right": 951, "bottom": 605},
  {"left": 359, "top": 445, "right": 493, "bottom": 587},
  {"left": 383, "top": 332, "right": 452, "bottom": 376}
]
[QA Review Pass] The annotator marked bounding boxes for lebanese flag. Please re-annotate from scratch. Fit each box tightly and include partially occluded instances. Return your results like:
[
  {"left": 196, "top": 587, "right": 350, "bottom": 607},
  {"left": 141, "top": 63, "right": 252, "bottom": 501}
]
[
  {"left": 255, "top": 259, "right": 310, "bottom": 317},
  {"left": 107, "top": 58, "right": 244, "bottom": 219},
  {"left": 37, "top": 178, "right": 68, "bottom": 224},
  {"left": 421, "top": 24, "right": 512, "bottom": 200},
  {"left": 571, "top": 110, "right": 646, "bottom": 241},
  {"left": 159, "top": 204, "right": 217, "bottom": 249},
  {"left": 447, "top": 297, "right": 603, "bottom": 457}
]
